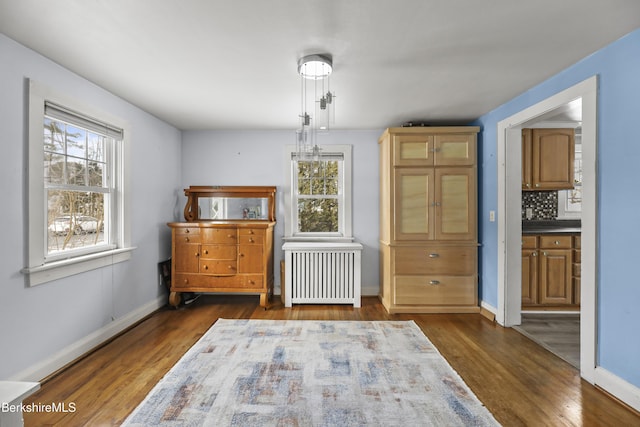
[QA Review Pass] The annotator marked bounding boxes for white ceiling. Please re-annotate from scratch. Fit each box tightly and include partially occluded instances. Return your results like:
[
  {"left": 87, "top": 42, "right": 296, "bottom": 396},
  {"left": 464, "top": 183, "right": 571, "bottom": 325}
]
[{"left": 2, "top": 1, "right": 639, "bottom": 130}]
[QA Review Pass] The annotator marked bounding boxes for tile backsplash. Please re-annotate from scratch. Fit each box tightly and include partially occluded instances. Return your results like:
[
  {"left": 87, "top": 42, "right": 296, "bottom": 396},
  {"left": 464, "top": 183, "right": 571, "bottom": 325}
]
[{"left": 522, "top": 191, "right": 558, "bottom": 220}]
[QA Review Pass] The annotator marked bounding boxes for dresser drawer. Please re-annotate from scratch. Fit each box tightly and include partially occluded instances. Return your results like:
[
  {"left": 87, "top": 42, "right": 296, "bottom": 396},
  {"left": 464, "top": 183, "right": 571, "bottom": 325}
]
[
  {"left": 202, "top": 228, "right": 237, "bottom": 244},
  {"left": 539, "top": 235, "right": 572, "bottom": 249},
  {"left": 394, "top": 246, "right": 476, "bottom": 275},
  {"left": 173, "top": 273, "right": 245, "bottom": 289},
  {"left": 200, "top": 260, "right": 237, "bottom": 275},
  {"left": 201, "top": 244, "right": 237, "bottom": 260},
  {"left": 173, "top": 227, "right": 201, "bottom": 243},
  {"left": 239, "top": 228, "right": 264, "bottom": 244},
  {"left": 394, "top": 276, "right": 476, "bottom": 306}
]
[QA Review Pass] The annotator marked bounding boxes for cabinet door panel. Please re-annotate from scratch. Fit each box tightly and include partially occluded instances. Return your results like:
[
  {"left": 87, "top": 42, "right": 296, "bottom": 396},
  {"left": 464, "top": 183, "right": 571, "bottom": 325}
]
[
  {"left": 531, "top": 128, "right": 575, "bottom": 190},
  {"left": 393, "top": 135, "right": 434, "bottom": 166},
  {"left": 174, "top": 243, "right": 200, "bottom": 273},
  {"left": 394, "top": 168, "right": 435, "bottom": 240},
  {"left": 239, "top": 245, "right": 263, "bottom": 273},
  {"left": 434, "top": 134, "right": 475, "bottom": 166},
  {"left": 521, "top": 249, "right": 538, "bottom": 305},
  {"left": 539, "top": 249, "right": 572, "bottom": 304},
  {"left": 435, "top": 168, "right": 476, "bottom": 240}
]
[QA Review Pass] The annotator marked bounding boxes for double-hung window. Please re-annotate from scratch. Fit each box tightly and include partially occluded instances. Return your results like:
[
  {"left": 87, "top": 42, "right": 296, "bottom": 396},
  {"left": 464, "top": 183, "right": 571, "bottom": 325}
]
[
  {"left": 24, "top": 80, "right": 132, "bottom": 286},
  {"left": 285, "top": 144, "right": 353, "bottom": 240}
]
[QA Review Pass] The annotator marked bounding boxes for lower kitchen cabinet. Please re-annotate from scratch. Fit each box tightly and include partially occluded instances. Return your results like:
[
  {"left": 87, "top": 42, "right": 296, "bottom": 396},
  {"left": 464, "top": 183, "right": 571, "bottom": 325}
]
[{"left": 522, "top": 234, "right": 579, "bottom": 308}]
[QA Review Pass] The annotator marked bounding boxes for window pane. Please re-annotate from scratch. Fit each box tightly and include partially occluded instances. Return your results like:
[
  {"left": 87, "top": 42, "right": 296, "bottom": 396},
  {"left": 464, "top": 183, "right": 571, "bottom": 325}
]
[
  {"left": 44, "top": 118, "right": 64, "bottom": 154},
  {"left": 311, "top": 178, "right": 325, "bottom": 195},
  {"left": 298, "top": 178, "right": 311, "bottom": 195},
  {"left": 298, "top": 198, "right": 338, "bottom": 232},
  {"left": 324, "top": 160, "right": 338, "bottom": 178},
  {"left": 47, "top": 190, "right": 105, "bottom": 254},
  {"left": 66, "top": 158, "right": 86, "bottom": 185},
  {"left": 65, "top": 125, "right": 86, "bottom": 158},
  {"left": 326, "top": 178, "right": 338, "bottom": 195},
  {"left": 44, "top": 152, "right": 65, "bottom": 185},
  {"left": 88, "top": 161, "right": 105, "bottom": 187},
  {"left": 87, "top": 133, "right": 104, "bottom": 162}
]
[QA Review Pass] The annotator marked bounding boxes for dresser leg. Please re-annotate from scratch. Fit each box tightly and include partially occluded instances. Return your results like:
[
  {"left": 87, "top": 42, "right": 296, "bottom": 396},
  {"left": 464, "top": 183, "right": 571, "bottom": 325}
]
[
  {"left": 169, "top": 291, "right": 182, "bottom": 307},
  {"left": 260, "top": 292, "right": 268, "bottom": 309}
]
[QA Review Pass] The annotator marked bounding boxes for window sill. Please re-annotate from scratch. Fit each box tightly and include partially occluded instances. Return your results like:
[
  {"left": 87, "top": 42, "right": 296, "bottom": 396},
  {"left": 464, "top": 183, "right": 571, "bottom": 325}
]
[{"left": 22, "top": 247, "right": 136, "bottom": 287}]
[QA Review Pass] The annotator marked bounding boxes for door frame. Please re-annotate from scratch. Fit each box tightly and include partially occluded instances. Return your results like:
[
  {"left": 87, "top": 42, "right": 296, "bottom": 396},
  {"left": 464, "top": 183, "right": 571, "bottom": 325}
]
[{"left": 495, "top": 76, "right": 598, "bottom": 383}]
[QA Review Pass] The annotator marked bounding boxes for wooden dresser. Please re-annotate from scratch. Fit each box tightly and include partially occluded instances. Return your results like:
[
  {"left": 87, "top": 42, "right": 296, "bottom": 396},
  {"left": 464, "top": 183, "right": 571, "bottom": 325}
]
[
  {"left": 378, "top": 127, "right": 479, "bottom": 313},
  {"left": 168, "top": 186, "right": 276, "bottom": 308}
]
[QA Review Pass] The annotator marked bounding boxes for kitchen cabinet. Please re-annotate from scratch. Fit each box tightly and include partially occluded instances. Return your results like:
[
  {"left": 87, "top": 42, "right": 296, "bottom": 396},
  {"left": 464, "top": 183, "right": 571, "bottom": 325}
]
[
  {"left": 521, "top": 234, "right": 578, "bottom": 308},
  {"left": 522, "top": 128, "right": 575, "bottom": 191},
  {"left": 379, "top": 127, "right": 479, "bottom": 314}
]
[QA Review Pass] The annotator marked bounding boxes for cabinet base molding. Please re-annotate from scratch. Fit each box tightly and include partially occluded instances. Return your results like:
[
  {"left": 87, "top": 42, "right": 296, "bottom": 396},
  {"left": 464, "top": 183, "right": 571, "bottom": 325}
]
[{"left": 379, "top": 294, "right": 480, "bottom": 314}]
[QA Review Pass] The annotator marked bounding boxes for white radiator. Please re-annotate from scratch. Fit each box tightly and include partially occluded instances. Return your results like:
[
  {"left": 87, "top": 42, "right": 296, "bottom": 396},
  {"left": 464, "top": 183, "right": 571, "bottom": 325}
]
[{"left": 282, "top": 242, "right": 363, "bottom": 307}]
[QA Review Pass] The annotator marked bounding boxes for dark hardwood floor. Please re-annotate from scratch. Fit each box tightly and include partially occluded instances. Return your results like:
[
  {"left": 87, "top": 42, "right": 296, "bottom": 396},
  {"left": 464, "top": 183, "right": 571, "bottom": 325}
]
[{"left": 24, "top": 295, "right": 639, "bottom": 426}]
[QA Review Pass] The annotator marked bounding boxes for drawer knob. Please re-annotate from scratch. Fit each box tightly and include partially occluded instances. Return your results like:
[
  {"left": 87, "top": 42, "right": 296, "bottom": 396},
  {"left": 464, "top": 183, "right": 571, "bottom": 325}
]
[
  {"left": 532, "top": 252, "right": 537, "bottom": 257},
  {"left": 227, "top": 234, "right": 233, "bottom": 238},
  {"left": 183, "top": 278, "right": 188, "bottom": 284},
  {"left": 195, "top": 252, "right": 199, "bottom": 257},
  {"left": 204, "top": 265, "right": 208, "bottom": 270},
  {"left": 184, "top": 237, "right": 190, "bottom": 242},
  {"left": 249, "top": 238, "right": 254, "bottom": 243},
  {"left": 228, "top": 265, "right": 234, "bottom": 270},
  {"left": 554, "top": 240, "right": 560, "bottom": 245},
  {"left": 429, "top": 280, "right": 440, "bottom": 285},
  {"left": 248, "top": 280, "right": 255, "bottom": 284},
  {"left": 429, "top": 253, "right": 439, "bottom": 258},
  {"left": 204, "top": 249, "right": 208, "bottom": 255},
  {"left": 239, "top": 253, "right": 244, "bottom": 257},
  {"left": 185, "top": 229, "right": 190, "bottom": 233}
]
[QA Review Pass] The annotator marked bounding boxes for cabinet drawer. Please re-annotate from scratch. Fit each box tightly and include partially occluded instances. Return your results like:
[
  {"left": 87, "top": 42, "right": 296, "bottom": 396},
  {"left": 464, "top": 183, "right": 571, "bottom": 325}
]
[
  {"left": 202, "top": 228, "right": 237, "bottom": 243},
  {"left": 201, "top": 244, "right": 236, "bottom": 260},
  {"left": 200, "top": 260, "right": 237, "bottom": 275},
  {"left": 394, "top": 276, "right": 476, "bottom": 306},
  {"left": 239, "top": 232, "right": 264, "bottom": 245},
  {"left": 539, "top": 235, "right": 572, "bottom": 249},
  {"left": 174, "top": 227, "right": 201, "bottom": 243},
  {"left": 173, "top": 273, "right": 249, "bottom": 289},
  {"left": 394, "top": 246, "right": 476, "bottom": 275},
  {"left": 521, "top": 235, "right": 537, "bottom": 249}
]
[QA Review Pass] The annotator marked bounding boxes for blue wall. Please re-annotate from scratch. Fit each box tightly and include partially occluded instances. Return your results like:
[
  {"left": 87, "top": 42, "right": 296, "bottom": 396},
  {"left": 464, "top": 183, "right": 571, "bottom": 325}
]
[{"left": 475, "top": 28, "right": 640, "bottom": 388}]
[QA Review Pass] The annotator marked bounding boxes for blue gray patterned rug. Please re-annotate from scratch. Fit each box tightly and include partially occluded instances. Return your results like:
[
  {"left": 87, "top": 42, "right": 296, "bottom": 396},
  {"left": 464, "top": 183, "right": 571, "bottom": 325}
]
[{"left": 122, "top": 319, "right": 500, "bottom": 426}]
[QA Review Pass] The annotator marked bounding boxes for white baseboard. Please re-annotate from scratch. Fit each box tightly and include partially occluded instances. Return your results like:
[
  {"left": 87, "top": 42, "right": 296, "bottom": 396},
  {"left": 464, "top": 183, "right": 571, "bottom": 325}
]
[
  {"left": 9, "top": 296, "right": 166, "bottom": 382},
  {"left": 480, "top": 300, "right": 497, "bottom": 315},
  {"left": 595, "top": 366, "right": 640, "bottom": 412}
]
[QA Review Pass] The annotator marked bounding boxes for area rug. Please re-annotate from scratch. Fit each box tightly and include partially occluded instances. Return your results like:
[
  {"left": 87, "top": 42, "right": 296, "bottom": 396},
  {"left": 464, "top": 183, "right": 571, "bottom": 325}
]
[{"left": 122, "top": 319, "right": 500, "bottom": 426}]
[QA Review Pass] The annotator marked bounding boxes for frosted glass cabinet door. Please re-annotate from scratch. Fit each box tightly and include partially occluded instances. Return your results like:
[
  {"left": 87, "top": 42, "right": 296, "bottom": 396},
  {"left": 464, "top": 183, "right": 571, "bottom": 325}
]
[
  {"left": 435, "top": 167, "right": 476, "bottom": 241},
  {"left": 394, "top": 168, "right": 435, "bottom": 240}
]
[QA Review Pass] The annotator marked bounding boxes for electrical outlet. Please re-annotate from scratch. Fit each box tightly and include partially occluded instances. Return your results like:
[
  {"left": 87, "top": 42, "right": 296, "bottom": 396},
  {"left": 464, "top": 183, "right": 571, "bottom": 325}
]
[
  {"left": 525, "top": 208, "right": 533, "bottom": 219},
  {"left": 489, "top": 210, "right": 495, "bottom": 222}
]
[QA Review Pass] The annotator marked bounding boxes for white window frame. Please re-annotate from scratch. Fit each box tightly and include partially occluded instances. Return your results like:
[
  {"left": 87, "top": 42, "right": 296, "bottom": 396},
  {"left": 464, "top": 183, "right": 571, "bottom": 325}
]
[
  {"left": 284, "top": 144, "right": 353, "bottom": 242},
  {"left": 23, "top": 80, "right": 134, "bottom": 286}
]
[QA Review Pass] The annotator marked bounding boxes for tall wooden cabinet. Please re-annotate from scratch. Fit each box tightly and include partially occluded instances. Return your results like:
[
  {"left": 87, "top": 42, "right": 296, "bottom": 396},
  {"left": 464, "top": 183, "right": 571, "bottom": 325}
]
[
  {"left": 168, "top": 186, "right": 276, "bottom": 308},
  {"left": 379, "top": 127, "right": 479, "bottom": 313}
]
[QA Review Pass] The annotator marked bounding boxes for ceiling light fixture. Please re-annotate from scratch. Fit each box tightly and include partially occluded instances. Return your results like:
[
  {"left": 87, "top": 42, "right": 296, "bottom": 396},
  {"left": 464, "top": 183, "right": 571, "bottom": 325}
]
[{"left": 296, "top": 54, "right": 336, "bottom": 159}]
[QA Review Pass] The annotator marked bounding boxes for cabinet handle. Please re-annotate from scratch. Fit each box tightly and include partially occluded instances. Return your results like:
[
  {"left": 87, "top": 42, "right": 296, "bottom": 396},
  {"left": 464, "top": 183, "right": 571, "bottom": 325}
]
[
  {"left": 249, "top": 230, "right": 254, "bottom": 234},
  {"left": 239, "top": 253, "right": 244, "bottom": 257},
  {"left": 249, "top": 238, "right": 254, "bottom": 243},
  {"left": 228, "top": 265, "right": 234, "bottom": 270},
  {"left": 248, "top": 280, "right": 255, "bottom": 284},
  {"left": 184, "top": 237, "right": 190, "bottom": 242},
  {"left": 554, "top": 240, "right": 560, "bottom": 245},
  {"left": 204, "top": 265, "right": 208, "bottom": 270},
  {"left": 195, "top": 252, "right": 199, "bottom": 257},
  {"left": 429, "top": 280, "right": 440, "bottom": 285},
  {"left": 204, "top": 249, "right": 208, "bottom": 255},
  {"left": 428, "top": 253, "right": 439, "bottom": 258},
  {"left": 542, "top": 251, "right": 548, "bottom": 256},
  {"left": 532, "top": 252, "right": 537, "bottom": 257},
  {"left": 185, "top": 229, "right": 190, "bottom": 233},
  {"left": 227, "top": 234, "right": 234, "bottom": 238},
  {"left": 183, "top": 278, "right": 188, "bottom": 284},
  {"left": 535, "top": 183, "right": 540, "bottom": 187},
  {"left": 526, "top": 183, "right": 531, "bottom": 188}
]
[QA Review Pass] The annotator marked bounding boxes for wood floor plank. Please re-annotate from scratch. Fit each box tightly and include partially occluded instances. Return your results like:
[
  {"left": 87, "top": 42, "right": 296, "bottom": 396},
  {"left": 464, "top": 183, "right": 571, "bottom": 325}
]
[{"left": 23, "top": 295, "right": 640, "bottom": 426}]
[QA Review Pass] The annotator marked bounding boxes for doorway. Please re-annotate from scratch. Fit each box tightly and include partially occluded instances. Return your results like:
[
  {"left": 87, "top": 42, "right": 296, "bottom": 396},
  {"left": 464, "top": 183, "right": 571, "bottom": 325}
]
[{"left": 496, "top": 76, "right": 597, "bottom": 383}]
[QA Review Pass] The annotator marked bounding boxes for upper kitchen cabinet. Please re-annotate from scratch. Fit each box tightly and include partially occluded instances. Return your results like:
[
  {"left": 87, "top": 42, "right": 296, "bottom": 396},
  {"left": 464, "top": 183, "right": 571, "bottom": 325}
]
[{"left": 522, "top": 128, "right": 575, "bottom": 191}]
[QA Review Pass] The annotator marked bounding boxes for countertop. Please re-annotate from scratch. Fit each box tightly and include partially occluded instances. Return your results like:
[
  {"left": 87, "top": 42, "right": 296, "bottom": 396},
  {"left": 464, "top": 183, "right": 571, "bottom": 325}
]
[{"left": 522, "top": 219, "right": 581, "bottom": 234}]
